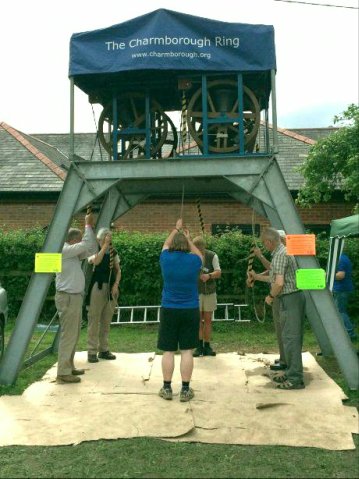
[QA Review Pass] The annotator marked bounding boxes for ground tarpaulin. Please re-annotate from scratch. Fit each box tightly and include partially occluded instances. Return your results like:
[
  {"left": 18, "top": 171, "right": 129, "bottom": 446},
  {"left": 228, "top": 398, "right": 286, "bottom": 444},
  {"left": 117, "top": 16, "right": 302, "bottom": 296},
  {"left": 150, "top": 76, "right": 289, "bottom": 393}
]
[{"left": 0, "top": 352, "right": 357, "bottom": 449}]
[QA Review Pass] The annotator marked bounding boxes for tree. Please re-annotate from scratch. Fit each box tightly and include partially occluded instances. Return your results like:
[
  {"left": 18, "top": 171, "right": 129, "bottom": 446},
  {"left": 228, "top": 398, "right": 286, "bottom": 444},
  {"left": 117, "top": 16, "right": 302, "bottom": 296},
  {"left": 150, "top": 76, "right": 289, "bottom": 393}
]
[{"left": 296, "top": 104, "right": 359, "bottom": 212}]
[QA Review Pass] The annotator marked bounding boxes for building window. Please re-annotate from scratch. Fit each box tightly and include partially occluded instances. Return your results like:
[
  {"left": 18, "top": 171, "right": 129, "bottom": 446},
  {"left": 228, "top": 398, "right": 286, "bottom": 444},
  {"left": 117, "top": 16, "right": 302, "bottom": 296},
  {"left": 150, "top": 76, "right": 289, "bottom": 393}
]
[{"left": 212, "top": 224, "right": 260, "bottom": 236}]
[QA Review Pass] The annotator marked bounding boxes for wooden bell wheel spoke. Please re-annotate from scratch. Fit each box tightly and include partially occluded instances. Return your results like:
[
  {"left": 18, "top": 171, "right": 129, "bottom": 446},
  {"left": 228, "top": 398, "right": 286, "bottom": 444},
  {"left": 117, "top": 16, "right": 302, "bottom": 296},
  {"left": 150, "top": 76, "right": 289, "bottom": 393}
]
[
  {"left": 187, "top": 79, "right": 260, "bottom": 153},
  {"left": 98, "top": 93, "right": 177, "bottom": 159}
]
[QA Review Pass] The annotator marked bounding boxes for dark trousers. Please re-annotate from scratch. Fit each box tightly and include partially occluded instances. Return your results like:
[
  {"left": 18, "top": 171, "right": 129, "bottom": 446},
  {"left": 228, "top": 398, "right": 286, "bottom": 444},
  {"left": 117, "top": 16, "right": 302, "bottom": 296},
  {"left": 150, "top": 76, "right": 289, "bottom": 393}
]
[{"left": 279, "top": 291, "right": 306, "bottom": 384}]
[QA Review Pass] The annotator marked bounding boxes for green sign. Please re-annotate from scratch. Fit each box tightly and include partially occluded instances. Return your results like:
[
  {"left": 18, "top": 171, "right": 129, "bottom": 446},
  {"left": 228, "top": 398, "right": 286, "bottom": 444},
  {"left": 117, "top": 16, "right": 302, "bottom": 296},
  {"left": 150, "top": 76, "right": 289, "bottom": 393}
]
[{"left": 296, "top": 269, "right": 326, "bottom": 290}]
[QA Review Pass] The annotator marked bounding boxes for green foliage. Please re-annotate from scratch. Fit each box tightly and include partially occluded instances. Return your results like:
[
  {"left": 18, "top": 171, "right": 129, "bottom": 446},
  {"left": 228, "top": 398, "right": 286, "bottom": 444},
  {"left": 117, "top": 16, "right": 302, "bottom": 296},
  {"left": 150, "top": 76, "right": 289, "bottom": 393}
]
[
  {"left": 113, "top": 231, "right": 166, "bottom": 305},
  {"left": 297, "top": 104, "right": 359, "bottom": 212},
  {"left": 1, "top": 229, "right": 358, "bottom": 319}
]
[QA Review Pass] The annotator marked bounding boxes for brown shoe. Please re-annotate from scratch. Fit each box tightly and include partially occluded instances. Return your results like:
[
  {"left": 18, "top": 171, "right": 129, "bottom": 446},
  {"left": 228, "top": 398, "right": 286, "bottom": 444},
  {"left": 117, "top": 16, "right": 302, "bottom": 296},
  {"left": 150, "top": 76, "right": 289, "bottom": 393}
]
[
  {"left": 72, "top": 369, "right": 85, "bottom": 375},
  {"left": 56, "top": 375, "right": 81, "bottom": 384}
]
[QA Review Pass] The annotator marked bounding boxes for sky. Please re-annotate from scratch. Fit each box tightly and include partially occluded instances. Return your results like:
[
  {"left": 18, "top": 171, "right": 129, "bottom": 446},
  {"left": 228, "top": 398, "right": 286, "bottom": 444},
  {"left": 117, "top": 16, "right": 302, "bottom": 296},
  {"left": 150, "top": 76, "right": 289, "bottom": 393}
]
[{"left": 1, "top": 0, "right": 358, "bottom": 134}]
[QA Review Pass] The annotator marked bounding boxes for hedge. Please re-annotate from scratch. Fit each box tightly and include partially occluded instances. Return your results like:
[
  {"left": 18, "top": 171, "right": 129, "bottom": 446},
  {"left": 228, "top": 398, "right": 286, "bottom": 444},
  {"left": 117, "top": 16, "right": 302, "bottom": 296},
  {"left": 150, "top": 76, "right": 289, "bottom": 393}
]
[{"left": 0, "top": 228, "right": 358, "bottom": 320}]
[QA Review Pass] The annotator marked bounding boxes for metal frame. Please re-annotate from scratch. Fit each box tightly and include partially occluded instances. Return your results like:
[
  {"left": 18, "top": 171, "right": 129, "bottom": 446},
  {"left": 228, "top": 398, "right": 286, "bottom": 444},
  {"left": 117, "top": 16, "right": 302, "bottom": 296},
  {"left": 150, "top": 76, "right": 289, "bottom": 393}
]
[
  {"left": 0, "top": 155, "right": 358, "bottom": 388},
  {"left": 0, "top": 70, "right": 357, "bottom": 389},
  {"left": 104, "top": 72, "right": 272, "bottom": 161}
]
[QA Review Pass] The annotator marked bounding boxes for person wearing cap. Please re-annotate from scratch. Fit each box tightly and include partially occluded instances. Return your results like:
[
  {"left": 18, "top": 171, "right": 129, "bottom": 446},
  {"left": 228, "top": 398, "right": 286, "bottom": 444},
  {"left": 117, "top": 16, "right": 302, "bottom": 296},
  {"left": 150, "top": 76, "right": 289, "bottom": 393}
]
[
  {"left": 248, "top": 227, "right": 306, "bottom": 390},
  {"left": 250, "top": 229, "right": 287, "bottom": 371}
]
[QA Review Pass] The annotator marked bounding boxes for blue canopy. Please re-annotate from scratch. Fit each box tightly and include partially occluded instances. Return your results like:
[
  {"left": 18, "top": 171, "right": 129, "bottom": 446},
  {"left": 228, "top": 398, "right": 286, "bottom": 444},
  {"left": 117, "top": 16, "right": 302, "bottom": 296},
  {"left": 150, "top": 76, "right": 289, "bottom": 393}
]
[{"left": 69, "top": 9, "right": 276, "bottom": 100}]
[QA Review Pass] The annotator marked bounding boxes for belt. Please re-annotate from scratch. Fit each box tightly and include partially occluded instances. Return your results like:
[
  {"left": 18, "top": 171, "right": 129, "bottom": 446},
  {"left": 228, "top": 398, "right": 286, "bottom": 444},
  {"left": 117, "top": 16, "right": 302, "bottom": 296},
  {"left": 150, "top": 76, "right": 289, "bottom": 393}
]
[
  {"left": 280, "top": 290, "right": 302, "bottom": 297},
  {"left": 57, "top": 290, "right": 83, "bottom": 295}
]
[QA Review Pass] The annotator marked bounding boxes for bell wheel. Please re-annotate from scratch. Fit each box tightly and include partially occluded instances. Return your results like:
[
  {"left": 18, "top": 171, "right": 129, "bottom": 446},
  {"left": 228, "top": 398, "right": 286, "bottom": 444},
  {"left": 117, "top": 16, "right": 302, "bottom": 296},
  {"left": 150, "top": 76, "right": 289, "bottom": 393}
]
[{"left": 187, "top": 80, "right": 260, "bottom": 154}]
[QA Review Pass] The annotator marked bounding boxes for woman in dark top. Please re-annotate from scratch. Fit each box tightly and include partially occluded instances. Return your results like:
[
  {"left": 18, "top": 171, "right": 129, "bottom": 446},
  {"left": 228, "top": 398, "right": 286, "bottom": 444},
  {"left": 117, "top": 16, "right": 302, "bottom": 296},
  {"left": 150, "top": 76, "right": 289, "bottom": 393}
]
[{"left": 158, "top": 218, "right": 203, "bottom": 402}]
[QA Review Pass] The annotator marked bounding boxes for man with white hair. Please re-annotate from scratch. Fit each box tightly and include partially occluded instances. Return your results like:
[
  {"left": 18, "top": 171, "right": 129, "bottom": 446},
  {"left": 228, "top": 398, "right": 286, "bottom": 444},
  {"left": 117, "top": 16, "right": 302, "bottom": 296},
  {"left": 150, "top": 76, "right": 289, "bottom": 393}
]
[
  {"left": 252, "top": 229, "right": 287, "bottom": 371},
  {"left": 87, "top": 227, "right": 121, "bottom": 363},
  {"left": 249, "top": 227, "right": 306, "bottom": 390}
]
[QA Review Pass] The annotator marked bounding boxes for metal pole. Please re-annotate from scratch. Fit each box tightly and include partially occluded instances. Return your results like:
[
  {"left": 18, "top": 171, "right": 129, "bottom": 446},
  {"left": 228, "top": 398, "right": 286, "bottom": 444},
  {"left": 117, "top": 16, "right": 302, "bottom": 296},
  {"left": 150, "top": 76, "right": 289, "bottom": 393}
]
[
  {"left": 70, "top": 77, "right": 75, "bottom": 161},
  {"left": 237, "top": 74, "right": 244, "bottom": 155},
  {"left": 201, "top": 75, "right": 209, "bottom": 155},
  {"left": 270, "top": 69, "right": 279, "bottom": 154},
  {"left": 0, "top": 167, "right": 83, "bottom": 385}
]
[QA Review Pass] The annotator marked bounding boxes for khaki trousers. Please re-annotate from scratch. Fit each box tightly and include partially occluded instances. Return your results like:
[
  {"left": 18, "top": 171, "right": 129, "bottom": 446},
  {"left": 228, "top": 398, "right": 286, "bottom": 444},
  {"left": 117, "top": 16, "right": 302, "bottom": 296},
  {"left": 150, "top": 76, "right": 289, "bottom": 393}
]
[
  {"left": 55, "top": 291, "right": 83, "bottom": 376},
  {"left": 87, "top": 282, "right": 117, "bottom": 355}
]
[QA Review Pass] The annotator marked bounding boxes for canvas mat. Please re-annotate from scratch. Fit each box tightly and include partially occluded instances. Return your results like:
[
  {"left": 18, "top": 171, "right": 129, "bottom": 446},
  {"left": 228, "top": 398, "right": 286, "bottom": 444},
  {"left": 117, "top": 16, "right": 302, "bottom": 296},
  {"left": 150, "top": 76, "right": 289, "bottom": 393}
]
[{"left": 0, "top": 352, "right": 357, "bottom": 449}]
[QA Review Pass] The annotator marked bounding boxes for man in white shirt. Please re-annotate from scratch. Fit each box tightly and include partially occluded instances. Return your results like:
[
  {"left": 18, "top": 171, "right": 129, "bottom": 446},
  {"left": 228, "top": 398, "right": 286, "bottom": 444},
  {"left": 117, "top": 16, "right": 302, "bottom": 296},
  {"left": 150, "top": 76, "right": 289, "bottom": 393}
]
[{"left": 55, "top": 212, "right": 98, "bottom": 383}]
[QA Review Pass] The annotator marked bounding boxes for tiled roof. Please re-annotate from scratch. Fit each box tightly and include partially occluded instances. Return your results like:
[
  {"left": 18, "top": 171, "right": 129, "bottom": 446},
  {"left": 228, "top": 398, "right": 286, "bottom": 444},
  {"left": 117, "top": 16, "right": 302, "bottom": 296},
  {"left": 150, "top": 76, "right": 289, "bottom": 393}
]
[
  {"left": 288, "top": 127, "right": 339, "bottom": 141},
  {"left": 0, "top": 122, "right": 68, "bottom": 192},
  {"left": 0, "top": 122, "right": 338, "bottom": 193}
]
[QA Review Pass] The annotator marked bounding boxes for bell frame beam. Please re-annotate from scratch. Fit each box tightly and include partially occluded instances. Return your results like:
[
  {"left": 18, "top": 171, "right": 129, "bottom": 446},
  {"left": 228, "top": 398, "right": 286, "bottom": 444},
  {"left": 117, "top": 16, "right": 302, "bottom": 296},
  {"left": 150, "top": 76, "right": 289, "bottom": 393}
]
[{"left": 0, "top": 156, "right": 357, "bottom": 389}]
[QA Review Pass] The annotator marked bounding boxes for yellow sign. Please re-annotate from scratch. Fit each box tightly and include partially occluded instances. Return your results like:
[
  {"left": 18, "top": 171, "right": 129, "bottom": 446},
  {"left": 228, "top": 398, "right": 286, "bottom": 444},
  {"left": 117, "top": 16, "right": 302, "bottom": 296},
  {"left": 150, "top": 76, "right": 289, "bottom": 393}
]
[
  {"left": 296, "top": 269, "right": 326, "bottom": 290},
  {"left": 286, "top": 234, "right": 316, "bottom": 255},
  {"left": 35, "top": 253, "right": 62, "bottom": 273}
]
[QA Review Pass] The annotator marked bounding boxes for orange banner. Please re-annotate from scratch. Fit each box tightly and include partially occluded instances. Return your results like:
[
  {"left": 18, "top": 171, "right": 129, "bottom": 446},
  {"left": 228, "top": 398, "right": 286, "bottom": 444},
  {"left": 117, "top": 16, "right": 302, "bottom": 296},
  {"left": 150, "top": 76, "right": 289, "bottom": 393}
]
[{"left": 286, "top": 234, "right": 316, "bottom": 256}]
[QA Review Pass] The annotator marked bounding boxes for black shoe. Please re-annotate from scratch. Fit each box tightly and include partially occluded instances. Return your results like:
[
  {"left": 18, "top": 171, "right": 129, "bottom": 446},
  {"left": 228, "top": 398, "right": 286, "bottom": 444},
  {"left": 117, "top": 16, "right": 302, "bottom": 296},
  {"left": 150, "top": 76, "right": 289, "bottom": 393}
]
[
  {"left": 98, "top": 351, "right": 116, "bottom": 360},
  {"left": 270, "top": 363, "right": 287, "bottom": 371},
  {"left": 204, "top": 345, "right": 216, "bottom": 357},
  {"left": 88, "top": 354, "right": 99, "bottom": 363},
  {"left": 193, "top": 347, "right": 204, "bottom": 357}
]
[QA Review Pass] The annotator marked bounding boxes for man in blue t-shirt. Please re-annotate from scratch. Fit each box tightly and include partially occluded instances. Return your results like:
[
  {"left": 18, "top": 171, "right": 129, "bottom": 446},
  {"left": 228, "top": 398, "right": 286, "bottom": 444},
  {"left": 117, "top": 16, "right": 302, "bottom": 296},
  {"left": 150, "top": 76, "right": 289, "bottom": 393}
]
[{"left": 333, "top": 253, "right": 357, "bottom": 340}]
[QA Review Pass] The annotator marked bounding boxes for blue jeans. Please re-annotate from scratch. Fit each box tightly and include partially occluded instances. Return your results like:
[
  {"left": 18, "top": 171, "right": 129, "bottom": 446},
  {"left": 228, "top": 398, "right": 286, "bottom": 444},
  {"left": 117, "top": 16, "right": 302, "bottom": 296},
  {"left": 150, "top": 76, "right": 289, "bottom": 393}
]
[{"left": 333, "top": 291, "right": 356, "bottom": 339}]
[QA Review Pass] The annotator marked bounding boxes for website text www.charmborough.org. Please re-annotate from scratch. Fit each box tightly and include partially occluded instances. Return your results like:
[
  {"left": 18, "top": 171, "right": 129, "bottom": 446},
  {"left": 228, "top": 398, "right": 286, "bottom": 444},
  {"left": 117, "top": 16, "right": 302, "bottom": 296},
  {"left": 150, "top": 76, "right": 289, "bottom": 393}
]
[{"left": 132, "top": 50, "right": 211, "bottom": 60}]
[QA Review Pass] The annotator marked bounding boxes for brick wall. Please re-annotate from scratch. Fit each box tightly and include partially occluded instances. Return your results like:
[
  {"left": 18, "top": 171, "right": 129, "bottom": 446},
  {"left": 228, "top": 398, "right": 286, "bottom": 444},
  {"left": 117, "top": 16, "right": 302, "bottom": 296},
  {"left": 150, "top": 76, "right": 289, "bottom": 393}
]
[
  {"left": 0, "top": 202, "right": 56, "bottom": 230},
  {"left": 0, "top": 198, "right": 355, "bottom": 233}
]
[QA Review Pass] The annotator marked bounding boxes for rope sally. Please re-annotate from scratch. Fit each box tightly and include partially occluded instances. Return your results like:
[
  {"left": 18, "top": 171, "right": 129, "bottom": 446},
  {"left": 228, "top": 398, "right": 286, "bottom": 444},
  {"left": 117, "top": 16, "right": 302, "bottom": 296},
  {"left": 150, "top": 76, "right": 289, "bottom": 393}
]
[
  {"left": 196, "top": 197, "right": 205, "bottom": 235},
  {"left": 245, "top": 212, "right": 266, "bottom": 323},
  {"left": 180, "top": 91, "right": 188, "bottom": 148},
  {"left": 195, "top": 196, "right": 208, "bottom": 296},
  {"left": 246, "top": 241, "right": 256, "bottom": 288}
]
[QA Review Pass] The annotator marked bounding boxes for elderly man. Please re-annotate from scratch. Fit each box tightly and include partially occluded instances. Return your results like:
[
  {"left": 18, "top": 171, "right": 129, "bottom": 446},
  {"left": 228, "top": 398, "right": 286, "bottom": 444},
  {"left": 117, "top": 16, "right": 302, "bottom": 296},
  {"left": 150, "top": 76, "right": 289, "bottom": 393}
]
[
  {"left": 251, "top": 229, "right": 287, "bottom": 371},
  {"left": 248, "top": 227, "right": 306, "bottom": 390},
  {"left": 55, "top": 212, "right": 98, "bottom": 384}
]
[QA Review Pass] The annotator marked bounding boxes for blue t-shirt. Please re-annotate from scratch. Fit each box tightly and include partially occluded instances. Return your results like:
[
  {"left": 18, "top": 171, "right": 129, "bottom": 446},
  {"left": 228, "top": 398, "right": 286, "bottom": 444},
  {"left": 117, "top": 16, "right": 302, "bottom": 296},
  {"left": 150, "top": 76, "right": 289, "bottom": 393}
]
[
  {"left": 160, "top": 250, "right": 202, "bottom": 308},
  {"left": 333, "top": 254, "right": 354, "bottom": 293}
]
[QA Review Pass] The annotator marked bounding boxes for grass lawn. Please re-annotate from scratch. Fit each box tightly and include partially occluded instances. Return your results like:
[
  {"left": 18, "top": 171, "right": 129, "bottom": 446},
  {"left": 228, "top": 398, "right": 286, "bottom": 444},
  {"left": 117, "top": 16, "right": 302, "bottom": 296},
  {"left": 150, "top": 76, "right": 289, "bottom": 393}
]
[{"left": 0, "top": 319, "right": 358, "bottom": 478}]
